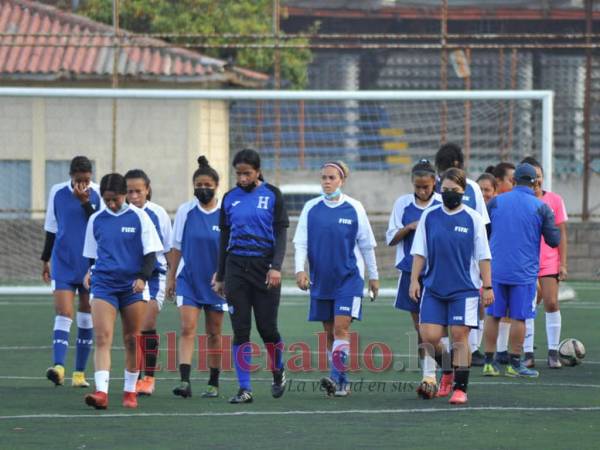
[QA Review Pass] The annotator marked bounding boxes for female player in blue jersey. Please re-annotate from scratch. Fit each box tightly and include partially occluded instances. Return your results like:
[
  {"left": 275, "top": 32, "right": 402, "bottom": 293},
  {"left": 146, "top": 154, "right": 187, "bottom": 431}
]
[
  {"left": 124, "top": 169, "right": 172, "bottom": 395},
  {"left": 42, "top": 156, "right": 102, "bottom": 388},
  {"left": 294, "top": 161, "right": 379, "bottom": 397},
  {"left": 434, "top": 143, "right": 490, "bottom": 367},
  {"left": 167, "top": 156, "right": 228, "bottom": 399},
  {"left": 409, "top": 168, "right": 493, "bottom": 405},
  {"left": 386, "top": 159, "right": 439, "bottom": 368},
  {"left": 82, "top": 173, "right": 163, "bottom": 409},
  {"left": 214, "top": 149, "right": 289, "bottom": 404}
]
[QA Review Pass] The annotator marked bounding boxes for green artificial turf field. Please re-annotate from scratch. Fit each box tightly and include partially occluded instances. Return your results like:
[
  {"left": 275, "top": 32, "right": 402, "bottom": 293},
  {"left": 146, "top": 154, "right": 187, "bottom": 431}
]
[{"left": 0, "top": 281, "right": 599, "bottom": 449}]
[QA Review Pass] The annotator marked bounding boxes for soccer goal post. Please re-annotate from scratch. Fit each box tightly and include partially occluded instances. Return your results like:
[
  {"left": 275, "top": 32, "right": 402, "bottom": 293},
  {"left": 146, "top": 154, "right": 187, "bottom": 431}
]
[{"left": 0, "top": 87, "right": 555, "bottom": 295}]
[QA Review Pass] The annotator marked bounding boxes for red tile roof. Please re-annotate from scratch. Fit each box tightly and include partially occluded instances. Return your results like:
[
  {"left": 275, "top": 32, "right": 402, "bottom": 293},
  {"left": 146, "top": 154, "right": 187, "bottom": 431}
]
[{"left": 0, "top": 0, "right": 268, "bottom": 86}]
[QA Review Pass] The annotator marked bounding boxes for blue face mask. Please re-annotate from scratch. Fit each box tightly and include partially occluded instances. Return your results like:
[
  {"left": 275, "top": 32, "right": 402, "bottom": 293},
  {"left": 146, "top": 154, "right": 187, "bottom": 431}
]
[{"left": 323, "top": 188, "right": 342, "bottom": 200}]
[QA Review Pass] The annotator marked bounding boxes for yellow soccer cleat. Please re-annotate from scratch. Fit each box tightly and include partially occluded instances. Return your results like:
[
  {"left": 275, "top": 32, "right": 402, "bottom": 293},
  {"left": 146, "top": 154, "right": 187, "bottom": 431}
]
[
  {"left": 71, "top": 371, "right": 90, "bottom": 388},
  {"left": 46, "top": 365, "right": 65, "bottom": 386}
]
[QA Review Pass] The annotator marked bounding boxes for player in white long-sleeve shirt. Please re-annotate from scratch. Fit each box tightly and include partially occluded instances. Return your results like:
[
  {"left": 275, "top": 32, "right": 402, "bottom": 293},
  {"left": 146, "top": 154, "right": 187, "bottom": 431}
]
[{"left": 294, "top": 161, "right": 379, "bottom": 397}]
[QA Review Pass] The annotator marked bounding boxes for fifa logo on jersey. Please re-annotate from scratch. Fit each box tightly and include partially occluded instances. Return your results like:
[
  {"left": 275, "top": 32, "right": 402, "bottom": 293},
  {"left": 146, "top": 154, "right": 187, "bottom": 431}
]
[
  {"left": 463, "top": 195, "right": 471, "bottom": 202},
  {"left": 454, "top": 226, "right": 469, "bottom": 234},
  {"left": 257, "top": 196, "right": 270, "bottom": 209},
  {"left": 339, "top": 218, "right": 353, "bottom": 225},
  {"left": 212, "top": 225, "right": 220, "bottom": 232},
  {"left": 121, "top": 227, "right": 136, "bottom": 233}
]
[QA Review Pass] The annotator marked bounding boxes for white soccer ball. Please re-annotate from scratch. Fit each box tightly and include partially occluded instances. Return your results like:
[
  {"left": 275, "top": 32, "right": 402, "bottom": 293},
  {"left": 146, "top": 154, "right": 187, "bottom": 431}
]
[{"left": 558, "top": 338, "right": 586, "bottom": 366}]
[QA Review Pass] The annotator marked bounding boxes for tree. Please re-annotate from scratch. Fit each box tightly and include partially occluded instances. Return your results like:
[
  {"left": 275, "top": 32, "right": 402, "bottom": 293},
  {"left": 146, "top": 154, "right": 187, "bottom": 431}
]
[{"left": 76, "top": 0, "right": 314, "bottom": 88}]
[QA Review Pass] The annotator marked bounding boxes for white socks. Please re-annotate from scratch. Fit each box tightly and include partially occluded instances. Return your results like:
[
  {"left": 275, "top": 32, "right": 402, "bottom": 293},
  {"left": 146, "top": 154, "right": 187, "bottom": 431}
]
[
  {"left": 497, "top": 321, "right": 510, "bottom": 353},
  {"left": 124, "top": 370, "right": 140, "bottom": 393},
  {"left": 468, "top": 328, "right": 479, "bottom": 353},
  {"left": 524, "top": 318, "right": 535, "bottom": 353},
  {"left": 94, "top": 370, "right": 109, "bottom": 394},
  {"left": 546, "top": 311, "right": 562, "bottom": 351},
  {"left": 422, "top": 355, "right": 436, "bottom": 379}
]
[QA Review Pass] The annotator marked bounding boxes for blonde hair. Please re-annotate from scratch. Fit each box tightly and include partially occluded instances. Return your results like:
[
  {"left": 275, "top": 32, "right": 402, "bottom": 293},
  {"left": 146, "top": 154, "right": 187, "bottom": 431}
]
[{"left": 322, "top": 160, "right": 349, "bottom": 179}]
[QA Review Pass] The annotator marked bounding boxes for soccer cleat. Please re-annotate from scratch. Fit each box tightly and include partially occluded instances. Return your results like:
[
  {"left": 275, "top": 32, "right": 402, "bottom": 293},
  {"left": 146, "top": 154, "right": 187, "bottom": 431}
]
[
  {"left": 471, "top": 350, "right": 485, "bottom": 367},
  {"left": 506, "top": 363, "right": 539, "bottom": 378},
  {"left": 271, "top": 369, "right": 286, "bottom": 399},
  {"left": 46, "top": 365, "right": 65, "bottom": 386},
  {"left": 136, "top": 376, "right": 155, "bottom": 395},
  {"left": 449, "top": 389, "right": 468, "bottom": 405},
  {"left": 482, "top": 362, "right": 501, "bottom": 377},
  {"left": 334, "top": 383, "right": 351, "bottom": 397},
  {"left": 416, "top": 377, "right": 438, "bottom": 400},
  {"left": 495, "top": 351, "right": 509, "bottom": 365},
  {"left": 523, "top": 352, "right": 536, "bottom": 368},
  {"left": 122, "top": 391, "right": 138, "bottom": 408},
  {"left": 85, "top": 391, "right": 108, "bottom": 410},
  {"left": 200, "top": 385, "right": 219, "bottom": 398},
  {"left": 320, "top": 377, "right": 337, "bottom": 397},
  {"left": 173, "top": 381, "right": 192, "bottom": 398},
  {"left": 547, "top": 350, "right": 562, "bottom": 369},
  {"left": 229, "top": 388, "right": 253, "bottom": 404},
  {"left": 71, "top": 371, "right": 89, "bottom": 388},
  {"left": 436, "top": 372, "right": 454, "bottom": 398}
]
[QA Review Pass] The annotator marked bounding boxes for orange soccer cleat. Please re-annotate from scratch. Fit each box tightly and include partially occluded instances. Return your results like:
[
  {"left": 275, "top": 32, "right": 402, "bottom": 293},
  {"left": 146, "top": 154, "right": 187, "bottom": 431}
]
[
  {"left": 122, "top": 391, "right": 138, "bottom": 409},
  {"left": 136, "top": 376, "right": 155, "bottom": 396},
  {"left": 449, "top": 388, "right": 468, "bottom": 405},
  {"left": 436, "top": 372, "right": 454, "bottom": 398},
  {"left": 85, "top": 391, "right": 108, "bottom": 410}
]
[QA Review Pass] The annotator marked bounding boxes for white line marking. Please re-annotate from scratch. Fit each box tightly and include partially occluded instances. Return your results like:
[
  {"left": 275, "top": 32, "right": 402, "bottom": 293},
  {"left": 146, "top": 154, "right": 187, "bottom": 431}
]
[{"left": 1, "top": 406, "right": 600, "bottom": 420}]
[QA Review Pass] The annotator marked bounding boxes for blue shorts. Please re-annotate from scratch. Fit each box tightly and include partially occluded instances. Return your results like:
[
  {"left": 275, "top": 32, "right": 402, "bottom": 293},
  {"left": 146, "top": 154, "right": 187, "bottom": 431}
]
[
  {"left": 419, "top": 289, "right": 479, "bottom": 327},
  {"left": 394, "top": 271, "right": 420, "bottom": 313},
  {"left": 51, "top": 279, "right": 88, "bottom": 294},
  {"left": 308, "top": 296, "right": 362, "bottom": 322},
  {"left": 486, "top": 282, "right": 536, "bottom": 321},
  {"left": 90, "top": 281, "right": 146, "bottom": 310},
  {"left": 143, "top": 273, "right": 166, "bottom": 310},
  {"left": 176, "top": 295, "right": 229, "bottom": 312}
]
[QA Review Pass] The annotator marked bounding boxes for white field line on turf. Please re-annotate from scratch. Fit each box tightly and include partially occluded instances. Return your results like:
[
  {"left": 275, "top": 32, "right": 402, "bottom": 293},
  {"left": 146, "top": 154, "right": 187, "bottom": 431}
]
[
  {"left": 1, "top": 406, "right": 600, "bottom": 420},
  {"left": 1, "top": 375, "right": 599, "bottom": 389}
]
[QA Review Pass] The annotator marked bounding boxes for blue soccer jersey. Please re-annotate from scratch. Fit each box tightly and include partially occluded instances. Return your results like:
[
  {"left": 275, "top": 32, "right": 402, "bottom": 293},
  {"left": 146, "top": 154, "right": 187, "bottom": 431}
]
[
  {"left": 83, "top": 205, "right": 163, "bottom": 289},
  {"left": 44, "top": 181, "right": 102, "bottom": 284},
  {"left": 386, "top": 194, "right": 441, "bottom": 272},
  {"left": 411, "top": 204, "right": 491, "bottom": 299},
  {"left": 171, "top": 199, "right": 225, "bottom": 305},
  {"left": 293, "top": 194, "right": 378, "bottom": 300},
  {"left": 142, "top": 201, "right": 172, "bottom": 274},
  {"left": 220, "top": 183, "right": 289, "bottom": 258},
  {"left": 488, "top": 185, "right": 560, "bottom": 285}
]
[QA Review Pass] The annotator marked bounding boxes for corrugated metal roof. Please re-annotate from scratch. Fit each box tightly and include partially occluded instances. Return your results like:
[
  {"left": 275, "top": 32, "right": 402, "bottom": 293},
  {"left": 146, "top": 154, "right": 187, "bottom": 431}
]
[{"left": 0, "top": 0, "right": 268, "bottom": 86}]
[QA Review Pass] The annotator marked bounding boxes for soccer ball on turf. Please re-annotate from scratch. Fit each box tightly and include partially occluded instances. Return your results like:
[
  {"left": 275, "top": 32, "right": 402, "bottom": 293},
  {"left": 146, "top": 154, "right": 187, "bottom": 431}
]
[{"left": 558, "top": 338, "right": 586, "bottom": 366}]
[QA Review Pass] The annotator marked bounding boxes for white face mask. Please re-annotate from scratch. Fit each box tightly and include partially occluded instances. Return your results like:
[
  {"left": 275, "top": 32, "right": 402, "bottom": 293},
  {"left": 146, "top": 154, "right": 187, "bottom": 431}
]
[{"left": 323, "top": 188, "right": 342, "bottom": 200}]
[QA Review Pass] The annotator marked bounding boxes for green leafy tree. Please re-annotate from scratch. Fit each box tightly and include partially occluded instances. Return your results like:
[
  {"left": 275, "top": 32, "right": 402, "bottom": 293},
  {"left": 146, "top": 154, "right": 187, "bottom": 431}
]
[{"left": 76, "top": 0, "right": 314, "bottom": 88}]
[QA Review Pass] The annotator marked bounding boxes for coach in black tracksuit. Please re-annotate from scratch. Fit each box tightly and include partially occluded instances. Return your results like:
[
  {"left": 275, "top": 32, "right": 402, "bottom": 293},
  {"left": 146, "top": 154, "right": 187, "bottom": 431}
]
[{"left": 214, "top": 149, "right": 289, "bottom": 404}]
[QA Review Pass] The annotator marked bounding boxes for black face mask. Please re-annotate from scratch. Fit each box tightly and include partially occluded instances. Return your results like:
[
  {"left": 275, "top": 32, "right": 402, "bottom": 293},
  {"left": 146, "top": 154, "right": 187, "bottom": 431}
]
[
  {"left": 441, "top": 190, "right": 463, "bottom": 210},
  {"left": 194, "top": 187, "right": 215, "bottom": 205},
  {"left": 237, "top": 181, "right": 257, "bottom": 193}
]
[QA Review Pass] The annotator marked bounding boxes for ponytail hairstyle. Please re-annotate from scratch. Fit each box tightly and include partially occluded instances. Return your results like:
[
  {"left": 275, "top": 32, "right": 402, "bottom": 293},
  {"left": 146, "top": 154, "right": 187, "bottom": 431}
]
[
  {"left": 193, "top": 156, "right": 220, "bottom": 185},
  {"left": 99, "top": 173, "right": 127, "bottom": 196},
  {"left": 232, "top": 148, "right": 264, "bottom": 181},
  {"left": 411, "top": 158, "right": 436, "bottom": 179},
  {"left": 124, "top": 169, "right": 152, "bottom": 201}
]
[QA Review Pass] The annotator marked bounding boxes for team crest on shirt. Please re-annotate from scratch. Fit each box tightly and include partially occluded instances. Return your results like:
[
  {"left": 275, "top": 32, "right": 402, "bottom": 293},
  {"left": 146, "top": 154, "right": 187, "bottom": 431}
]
[
  {"left": 463, "top": 195, "right": 471, "bottom": 201},
  {"left": 121, "top": 227, "right": 136, "bottom": 233},
  {"left": 339, "top": 218, "right": 353, "bottom": 225}
]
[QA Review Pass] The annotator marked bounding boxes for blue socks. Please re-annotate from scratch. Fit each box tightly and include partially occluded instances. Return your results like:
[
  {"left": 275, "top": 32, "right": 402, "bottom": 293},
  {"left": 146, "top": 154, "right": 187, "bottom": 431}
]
[
  {"left": 52, "top": 315, "right": 72, "bottom": 366},
  {"left": 75, "top": 312, "right": 93, "bottom": 372},
  {"left": 233, "top": 344, "right": 253, "bottom": 391}
]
